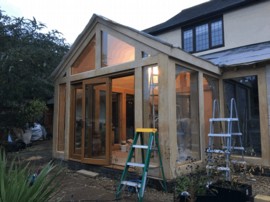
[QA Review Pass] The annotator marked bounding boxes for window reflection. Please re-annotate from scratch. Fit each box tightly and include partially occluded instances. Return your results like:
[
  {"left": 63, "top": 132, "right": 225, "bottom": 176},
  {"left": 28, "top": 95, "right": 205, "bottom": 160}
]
[
  {"left": 71, "top": 36, "right": 95, "bottom": 74},
  {"left": 74, "top": 86, "right": 82, "bottom": 154},
  {"left": 175, "top": 65, "right": 200, "bottom": 162},
  {"left": 203, "top": 76, "right": 219, "bottom": 148},
  {"left": 224, "top": 76, "right": 261, "bottom": 157},
  {"left": 143, "top": 66, "right": 159, "bottom": 129},
  {"left": 101, "top": 31, "right": 135, "bottom": 67}
]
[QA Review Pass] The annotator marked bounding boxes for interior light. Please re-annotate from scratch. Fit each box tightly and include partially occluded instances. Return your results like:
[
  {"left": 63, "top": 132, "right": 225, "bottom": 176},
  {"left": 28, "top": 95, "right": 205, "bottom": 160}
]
[
  {"left": 153, "top": 66, "right": 159, "bottom": 75},
  {"left": 148, "top": 66, "right": 159, "bottom": 84}
]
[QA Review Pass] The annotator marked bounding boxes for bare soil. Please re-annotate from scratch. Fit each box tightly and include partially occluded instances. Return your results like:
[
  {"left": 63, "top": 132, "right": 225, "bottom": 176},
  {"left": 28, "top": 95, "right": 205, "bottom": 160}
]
[{"left": 8, "top": 140, "right": 270, "bottom": 201}]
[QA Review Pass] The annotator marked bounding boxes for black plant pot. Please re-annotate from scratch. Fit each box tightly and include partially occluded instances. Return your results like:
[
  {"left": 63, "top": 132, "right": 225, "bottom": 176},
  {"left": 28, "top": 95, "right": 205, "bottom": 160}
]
[
  {"left": 177, "top": 194, "right": 191, "bottom": 202},
  {"left": 209, "top": 181, "right": 252, "bottom": 202},
  {"left": 195, "top": 194, "right": 217, "bottom": 202}
]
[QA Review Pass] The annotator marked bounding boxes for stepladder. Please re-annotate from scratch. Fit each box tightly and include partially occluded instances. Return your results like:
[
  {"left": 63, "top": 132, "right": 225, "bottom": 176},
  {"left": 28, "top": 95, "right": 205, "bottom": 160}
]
[
  {"left": 115, "top": 128, "right": 167, "bottom": 201},
  {"left": 207, "top": 98, "right": 246, "bottom": 181}
]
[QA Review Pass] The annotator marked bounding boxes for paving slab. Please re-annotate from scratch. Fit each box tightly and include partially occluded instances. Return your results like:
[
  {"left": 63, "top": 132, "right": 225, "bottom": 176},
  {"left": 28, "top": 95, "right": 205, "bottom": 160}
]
[{"left": 77, "top": 169, "right": 99, "bottom": 178}]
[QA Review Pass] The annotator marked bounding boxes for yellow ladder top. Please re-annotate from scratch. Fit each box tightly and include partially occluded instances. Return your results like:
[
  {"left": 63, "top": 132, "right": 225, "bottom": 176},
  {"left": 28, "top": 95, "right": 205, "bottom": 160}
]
[{"left": 136, "top": 128, "right": 157, "bottom": 133}]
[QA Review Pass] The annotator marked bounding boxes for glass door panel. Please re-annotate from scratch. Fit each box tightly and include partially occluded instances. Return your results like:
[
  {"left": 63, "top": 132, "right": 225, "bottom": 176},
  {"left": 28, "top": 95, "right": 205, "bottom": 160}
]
[
  {"left": 82, "top": 78, "right": 111, "bottom": 165},
  {"left": 112, "top": 92, "right": 121, "bottom": 145},
  {"left": 126, "top": 94, "right": 134, "bottom": 140},
  {"left": 70, "top": 84, "right": 83, "bottom": 159}
]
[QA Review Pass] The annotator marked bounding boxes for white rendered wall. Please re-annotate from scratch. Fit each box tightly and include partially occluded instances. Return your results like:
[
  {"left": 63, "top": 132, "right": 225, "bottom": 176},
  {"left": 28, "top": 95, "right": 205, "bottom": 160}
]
[{"left": 154, "top": 1, "right": 270, "bottom": 56}]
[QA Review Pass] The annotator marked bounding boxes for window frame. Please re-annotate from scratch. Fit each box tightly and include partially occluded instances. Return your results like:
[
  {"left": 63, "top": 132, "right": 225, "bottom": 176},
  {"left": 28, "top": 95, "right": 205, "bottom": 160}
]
[{"left": 182, "top": 17, "right": 224, "bottom": 53}]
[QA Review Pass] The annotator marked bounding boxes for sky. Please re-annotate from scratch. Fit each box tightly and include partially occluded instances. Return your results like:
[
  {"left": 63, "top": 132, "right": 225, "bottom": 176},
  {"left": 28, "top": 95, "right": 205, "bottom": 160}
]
[{"left": 1, "top": 0, "right": 208, "bottom": 44}]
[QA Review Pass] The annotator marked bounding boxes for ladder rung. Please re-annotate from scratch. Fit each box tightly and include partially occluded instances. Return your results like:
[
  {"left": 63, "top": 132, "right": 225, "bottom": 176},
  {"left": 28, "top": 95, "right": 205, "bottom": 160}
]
[
  {"left": 217, "top": 167, "right": 230, "bottom": 171},
  {"left": 210, "top": 118, "right": 239, "bottom": 122},
  {"left": 207, "top": 149, "right": 229, "bottom": 154},
  {"left": 231, "top": 133, "right": 242, "bottom": 136},
  {"left": 127, "top": 162, "right": 145, "bottom": 168},
  {"left": 206, "top": 165, "right": 230, "bottom": 172},
  {"left": 223, "top": 146, "right": 244, "bottom": 150},
  {"left": 208, "top": 133, "right": 231, "bottom": 137},
  {"left": 121, "top": 180, "right": 141, "bottom": 188},
  {"left": 232, "top": 146, "right": 245, "bottom": 150},
  {"left": 206, "top": 165, "right": 215, "bottom": 169},
  {"left": 133, "top": 145, "right": 148, "bottom": 149},
  {"left": 136, "top": 128, "right": 157, "bottom": 133},
  {"left": 116, "top": 127, "right": 167, "bottom": 199},
  {"left": 231, "top": 160, "right": 246, "bottom": 164}
]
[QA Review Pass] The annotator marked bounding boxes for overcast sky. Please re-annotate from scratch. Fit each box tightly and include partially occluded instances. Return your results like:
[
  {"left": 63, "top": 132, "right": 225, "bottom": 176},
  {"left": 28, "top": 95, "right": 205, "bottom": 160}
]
[{"left": 1, "top": 0, "right": 208, "bottom": 44}]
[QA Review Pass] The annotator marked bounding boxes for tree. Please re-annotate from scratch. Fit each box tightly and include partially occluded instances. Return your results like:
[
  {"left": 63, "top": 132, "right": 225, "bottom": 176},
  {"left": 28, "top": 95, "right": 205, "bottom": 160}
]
[{"left": 0, "top": 9, "right": 69, "bottom": 129}]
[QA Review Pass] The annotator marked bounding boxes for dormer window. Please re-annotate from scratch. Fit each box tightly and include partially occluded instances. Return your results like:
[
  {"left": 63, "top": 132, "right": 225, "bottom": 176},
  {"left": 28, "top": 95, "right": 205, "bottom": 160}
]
[{"left": 182, "top": 18, "right": 224, "bottom": 53}]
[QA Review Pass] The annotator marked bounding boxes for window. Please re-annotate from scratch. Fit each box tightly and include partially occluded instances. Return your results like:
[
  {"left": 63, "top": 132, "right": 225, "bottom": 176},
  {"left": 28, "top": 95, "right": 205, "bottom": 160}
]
[
  {"left": 71, "top": 36, "right": 96, "bottom": 75},
  {"left": 101, "top": 31, "right": 135, "bottom": 67},
  {"left": 196, "top": 24, "right": 209, "bottom": 51},
  {"left": 58, "top": 84, "right": 66, "bottom": 151},
  {"left": 223, "top": 76, "right": 261, "bottom": 157},
  {"left": 211, "top": 20, "right": 223, "bottom": 47},
  {"left": 183, "top": 29, "right": 193, "bottom": 52},
  {"left": 70, "top": 84, "right": 83, "bottom": 157},
  {"left": 143, "top": 65, "right": 159, "bottom": 129},
  {"left": 203, "top": 75, "right": 219, "bottom": 148},
  {"left": 175, "top": 65, "right": 200, "bottom": 162},
  {"left": 182, "top": 18, "right": 223, "bottom": 53}
]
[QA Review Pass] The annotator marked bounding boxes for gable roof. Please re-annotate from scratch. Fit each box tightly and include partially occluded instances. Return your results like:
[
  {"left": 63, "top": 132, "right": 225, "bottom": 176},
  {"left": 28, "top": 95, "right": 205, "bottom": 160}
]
[
  {"left": 51, "top": 14, "right": 220, "bottom": 80},
  {"left": 145, "top": 0, "right": 265, "bottom": 35}
]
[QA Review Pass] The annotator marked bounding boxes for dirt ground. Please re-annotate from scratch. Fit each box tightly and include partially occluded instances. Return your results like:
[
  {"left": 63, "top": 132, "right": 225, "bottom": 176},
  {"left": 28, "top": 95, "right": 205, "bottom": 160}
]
[{"left": 8, "top": 140, "right": 270, "bottom": 202}]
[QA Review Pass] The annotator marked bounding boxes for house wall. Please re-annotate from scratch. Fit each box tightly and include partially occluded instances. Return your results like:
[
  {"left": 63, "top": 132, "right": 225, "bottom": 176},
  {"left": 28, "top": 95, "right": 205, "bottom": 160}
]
[
  {"left": 153, "top": 1, "right": 270, "bottom": 56},
  {"left": 197, "top": 0, "right": 270, "bottom": 56},
  {"left": 156, "top": 29, "right": 182, "bottom": 48}
]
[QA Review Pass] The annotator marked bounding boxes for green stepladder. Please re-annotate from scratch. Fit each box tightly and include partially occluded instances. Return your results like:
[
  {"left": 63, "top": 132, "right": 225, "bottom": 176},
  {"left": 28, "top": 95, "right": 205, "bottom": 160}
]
[{"left": 115, "top": 128, "right": 167, "bottom": 201}]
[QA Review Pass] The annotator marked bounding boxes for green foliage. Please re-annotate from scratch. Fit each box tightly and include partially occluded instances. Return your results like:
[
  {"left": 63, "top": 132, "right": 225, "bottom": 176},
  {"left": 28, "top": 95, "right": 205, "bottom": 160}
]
[
  {"left": 0, "top": 9, "right": 69, "bottom": 129},
  {"left": 175, "top": 175, "right": 191, "bottom": 194},
  {"left": 175, "top": 157, "right": 210, "bottom": 200},
  {"left": 19, "top": 99, "right": 48, "bottom": 126},
  {"left": 0, "top": 149, "right": 61, "bottom": 202}
]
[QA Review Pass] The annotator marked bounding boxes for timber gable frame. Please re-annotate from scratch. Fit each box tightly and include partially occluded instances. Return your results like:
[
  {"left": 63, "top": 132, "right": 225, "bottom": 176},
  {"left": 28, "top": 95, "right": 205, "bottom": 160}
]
[{"left": 51, "top": 14, "right": 220, "bottom": 82}]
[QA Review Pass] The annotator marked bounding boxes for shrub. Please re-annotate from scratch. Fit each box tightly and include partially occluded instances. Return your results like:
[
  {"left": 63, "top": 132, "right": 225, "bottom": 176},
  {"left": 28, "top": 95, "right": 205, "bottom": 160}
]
[{"left": 0, "top": 149, "right": 61, "bottom": 202}]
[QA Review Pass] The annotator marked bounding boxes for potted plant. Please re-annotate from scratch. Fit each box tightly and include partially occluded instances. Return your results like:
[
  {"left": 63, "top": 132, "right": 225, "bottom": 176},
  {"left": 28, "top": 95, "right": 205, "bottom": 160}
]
[
  {"left": 193, "top": 173, "right": 217, "bottom": 202},
  {"left": 175, "top": 157, "right": 218, "bottom": 202},
  {"left": 209, "top": 179, "right": 252, "bottom": 202},
  {"left": 175, "top": 175, "right": 191, "bottom": 202}
]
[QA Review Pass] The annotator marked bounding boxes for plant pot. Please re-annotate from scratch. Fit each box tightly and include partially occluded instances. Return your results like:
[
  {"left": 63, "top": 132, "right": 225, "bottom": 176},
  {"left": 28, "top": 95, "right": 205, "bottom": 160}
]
[
  {"left": 177, "top": 195, "right": 191, "bottom": 202},
  {"left": 209, "top": 181, "right": 252, "bottom": 202},
  {"left": 195, "top": 194, "right": 217, "bottom": 202}
]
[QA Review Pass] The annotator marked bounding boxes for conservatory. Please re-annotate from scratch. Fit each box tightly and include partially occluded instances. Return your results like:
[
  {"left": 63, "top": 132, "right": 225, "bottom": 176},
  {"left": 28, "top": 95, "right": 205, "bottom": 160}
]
[{"left": 51, "top": 14, "right": 226, "bottom": 180}]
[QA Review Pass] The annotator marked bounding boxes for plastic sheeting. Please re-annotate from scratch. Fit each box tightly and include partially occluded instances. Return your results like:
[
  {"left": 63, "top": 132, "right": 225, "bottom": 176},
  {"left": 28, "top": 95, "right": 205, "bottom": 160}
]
[{"left": 200, "top": 41, "right": 270, "bottom": 67}]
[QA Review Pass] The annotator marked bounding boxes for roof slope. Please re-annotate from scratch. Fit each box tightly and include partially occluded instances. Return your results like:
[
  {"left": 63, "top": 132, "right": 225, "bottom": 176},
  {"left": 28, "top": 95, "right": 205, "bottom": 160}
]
[
  {"left": 145, "top": 0, "right": 264, "bottom": 35},
  {"left": 200, "top": 41, "right": 270, "bottom": 67}
]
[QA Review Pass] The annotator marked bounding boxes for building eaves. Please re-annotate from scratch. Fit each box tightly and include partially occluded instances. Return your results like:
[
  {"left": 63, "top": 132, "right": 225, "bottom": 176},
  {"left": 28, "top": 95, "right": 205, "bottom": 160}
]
[{"left": 144, "top": 0, "right": 264, "bottom": 35}]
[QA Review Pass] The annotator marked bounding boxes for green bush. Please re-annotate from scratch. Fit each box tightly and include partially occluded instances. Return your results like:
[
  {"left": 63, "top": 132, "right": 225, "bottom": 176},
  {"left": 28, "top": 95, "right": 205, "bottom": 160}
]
[{"left": 0, "top": 150, "right": 61, "bottom": 202}]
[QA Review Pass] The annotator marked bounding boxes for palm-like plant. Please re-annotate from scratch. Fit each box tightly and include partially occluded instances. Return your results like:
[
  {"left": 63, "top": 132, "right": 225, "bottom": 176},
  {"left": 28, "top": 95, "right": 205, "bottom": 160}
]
[{"left": 0, "top": 149, "right": 61, "bottom": 202}]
